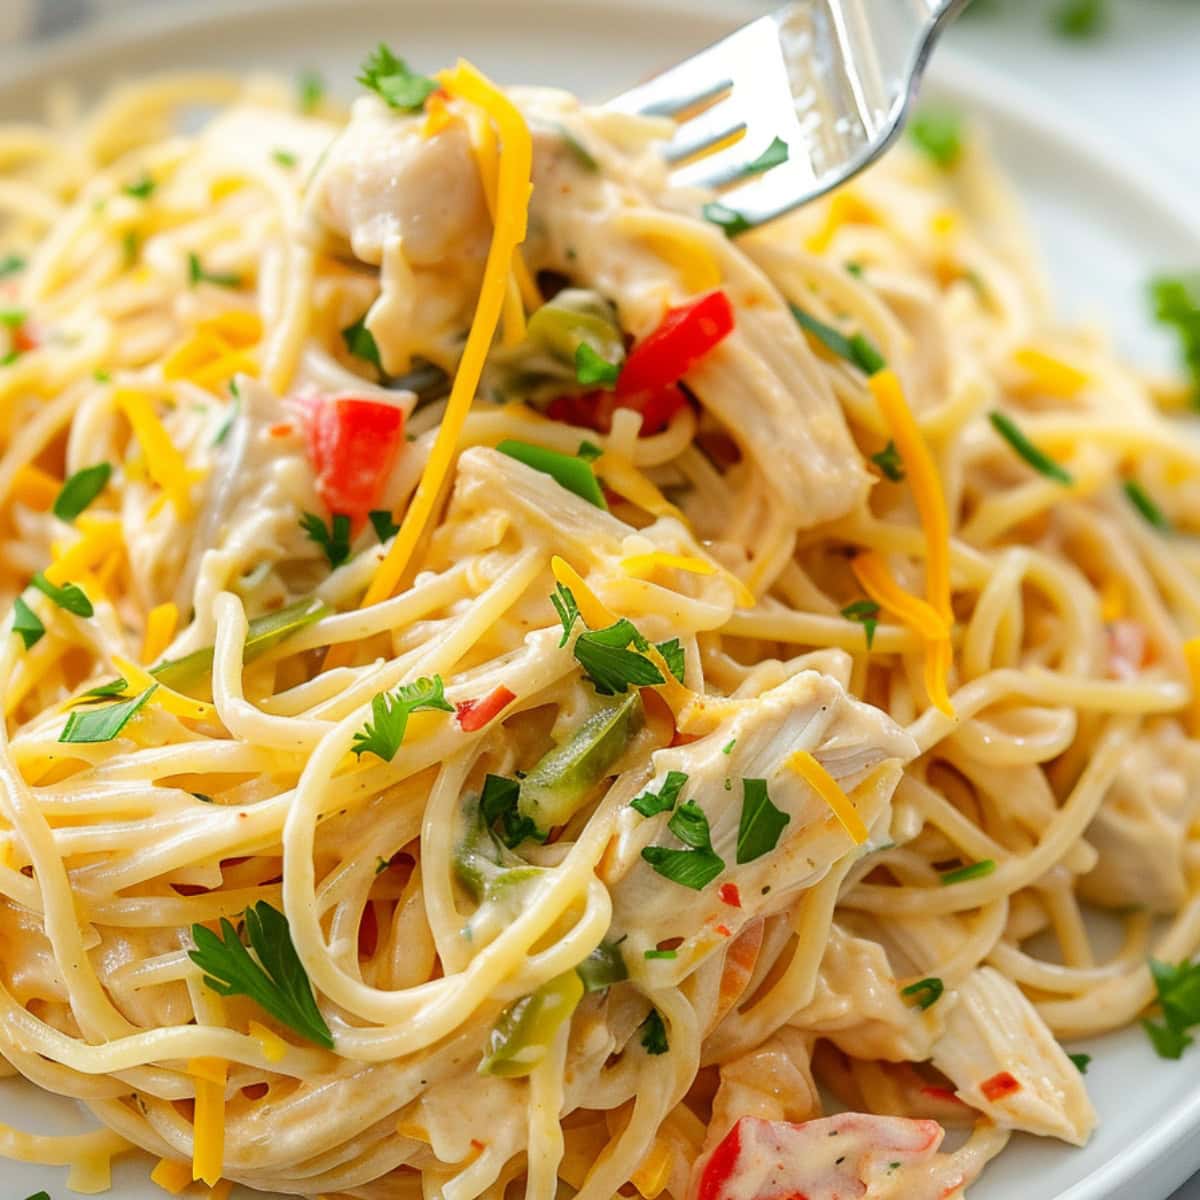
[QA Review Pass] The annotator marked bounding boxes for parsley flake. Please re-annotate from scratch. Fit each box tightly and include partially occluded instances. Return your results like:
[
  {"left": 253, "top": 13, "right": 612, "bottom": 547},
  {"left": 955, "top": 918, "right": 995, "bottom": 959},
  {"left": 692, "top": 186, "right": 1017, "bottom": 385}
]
[
  {"left": 122, "top": 175, "right": 156, "bottom": 200},
  {"left": 1149, "top": 276, "right": 1200, "bottom": 406},
  {"left": 574, "top": 618, "right": 665, "bottom": 696},
  {"left": 351, "top": 676, "right": 454, "bottom": 762},
  {"left": 901, "top": 977, "right": 944, "bottom": 1010},
  {"left": 1052, "top": 0, "right": 1107, "bottom": 39},
  {"left": 641, "top": 799, "right": 724, "bottom": 890},
  {"left": 871, "top": 440, "right": 905, "bottom": 482},
  {"left": 271, "top": 149, "right": 298, "bottom": 167},
  {"left": 1069, "top": 1052, "right": 1091, "bottom": 1073},
  {"left": 791, "top": 304, "right": 886, "bottom": 375},
  {"left": 656, "top": 637, "right": 686, "bottom": 684},
  {"left": 53, "top": 463, "right": 111, "bottom": 521},
  {"left": 0, "top": 255, "right": 25, "bottom": 279},
  {"left": 736, "top": 778, "right": 790, "bottom": 864},
  {"left": 640, "top": 1007, "right": 669, "bottom": 1055},
  {"left": 630, "top": 770, "right": 689, "bottom": 818},
  {"left": 740, "top": 135, "right": 789, "bottom": 178},
  {"left": 189, "top": 900, "right": 333, "bottom": 1048},
  {"left": 341, "top": 314, "right": 382, "bottom": 369},
  {"left": 576, "top": 440, "right": 603, "bottom": 463},
  {"left": 551, "top": 582, "right": 581, "bottom": 647},
  {"left": 575, "top": 342, "right": 621, "bottom": 388},
  {"left": 299, "top": 512, "right": 352, "bottom": 569},
  {"left": 358, "top": 45, "right": 437, "bottom": 112},
  {"left": 702, "top": 201, "right": 752, "bottom": 238},
  {"left": 297, "top": 69, "right": 325, "bottom": 113},
  {"left": 60, "top": 685, "right": 156, "bottom": 743},
  {"left": 480, "top": 772, "right": 545, "bottom": 849},
  {"left": 188, "top": 252, "right": 242, "bottom": 289},
  {"left": 30, "top": 572, "right": 93, "bottom": 618},
  {"left": 1143, "top": 958, "right": 1200, "bottom": 1059},
  {"left": 909, "top": 108, "right": 964, "bottom": 168},
  {"left": 644, "top": 948, "right": 678, "bottom": 960},
  {"left": 12, "top": 596, "right": 44, "bottom": 649},
  {"left": 841, "top": 599, "right": 880, "bottom": 650},
  {"left": 1123, "top": 480, "right": 1170, "bottom": 532},
  {"left": 940, "top": 859, "right": 996, "bottom": 885},
  {"left": 989, "top": 411, "right": 1072, "bottom": 485},
  {"left": 369, "top": 509, "right": 399, "bottom": 543}
]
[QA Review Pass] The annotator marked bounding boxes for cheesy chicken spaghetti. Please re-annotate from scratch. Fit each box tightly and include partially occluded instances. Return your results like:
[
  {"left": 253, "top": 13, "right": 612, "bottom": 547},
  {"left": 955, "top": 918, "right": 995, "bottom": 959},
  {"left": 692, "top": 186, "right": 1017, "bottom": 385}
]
[{"left": 0, "top": 46, "right": 1198, "bottom": 1200}]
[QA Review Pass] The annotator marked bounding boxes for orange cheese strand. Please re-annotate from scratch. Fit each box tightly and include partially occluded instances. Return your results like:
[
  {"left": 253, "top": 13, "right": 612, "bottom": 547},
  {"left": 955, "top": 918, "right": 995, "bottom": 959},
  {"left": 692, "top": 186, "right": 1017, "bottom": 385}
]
[
  {"left": 150, "top": 1157, "right": 193, "bottom": 1194},
  {"left": 189, "top": 1056, "right": 227, "bottom": 1186},
  {"left": 1184, "top": 638, "right": 1200, "bottom": 737},
  {"left": 851, "top": 552, "right": 948, "bottom": 642},
  {"left": 551, "top": 555, "right": 616, "bottom": 628},
  {"left": 869, "top": 369, "right": 952, "bottom": 622},
  {"left": 788, "top": 750, "right": 869, "bottom": 845},
  {"left": 923, "top": 636, "right": 956, "bottom": 719},
  {"left": 361, "top": 61, "right": 532, "bottom": 609},
  {"left": 1012, "top": 346, "right": 1088, "bottom": 398},
  {"left": 141, "top": 601, "right": 178, "bottom": 663},
  {"left": 118, "top": 389, "right": 195, "bottom": 518},
  {"left": 12, "top": 463, "right": 60, "bottom": 511}
]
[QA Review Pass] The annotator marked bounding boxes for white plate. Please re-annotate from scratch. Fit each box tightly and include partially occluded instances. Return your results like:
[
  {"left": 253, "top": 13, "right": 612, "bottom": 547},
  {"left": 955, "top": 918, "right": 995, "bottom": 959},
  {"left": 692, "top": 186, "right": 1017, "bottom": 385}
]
[{"left": 2, "top": 2, "right": 1200, "bottom": 1197}]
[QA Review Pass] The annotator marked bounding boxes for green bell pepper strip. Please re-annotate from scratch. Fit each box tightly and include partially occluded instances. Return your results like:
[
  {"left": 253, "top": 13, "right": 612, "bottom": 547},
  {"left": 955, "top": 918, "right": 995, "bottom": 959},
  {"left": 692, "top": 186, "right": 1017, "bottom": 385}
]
[{"left": 479, "top": 971, "right": 584, "bottom": 1077}]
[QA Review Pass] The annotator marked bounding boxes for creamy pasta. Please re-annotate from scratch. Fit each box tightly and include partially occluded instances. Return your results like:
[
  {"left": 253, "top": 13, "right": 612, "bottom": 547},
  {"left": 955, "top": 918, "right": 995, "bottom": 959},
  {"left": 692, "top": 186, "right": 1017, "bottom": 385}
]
[{"left": 0, "top": 50, "right": 1196, "bottom": 1200}]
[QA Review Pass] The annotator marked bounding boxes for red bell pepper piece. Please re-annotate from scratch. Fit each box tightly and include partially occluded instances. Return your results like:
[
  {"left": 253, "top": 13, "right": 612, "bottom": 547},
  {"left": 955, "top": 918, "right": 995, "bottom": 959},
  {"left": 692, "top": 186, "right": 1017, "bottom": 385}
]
[
  {"left": 303, "top": 395, "right": 405, "bottom": 522},
  {"left": 980, "top": 1071, "right": 1021, "bottom": 1102},
  {"left": 618, "top": 290, "right": 734, "bottom": 398},
  {"left": 696, "top": 1114, "right": 953, "bottom": 1200},
  {"left": 455, "top": 685, "right": 516, "bottom": 732},
  {"left": 718, "top": 882, "right": 742, "bottom": 908}
]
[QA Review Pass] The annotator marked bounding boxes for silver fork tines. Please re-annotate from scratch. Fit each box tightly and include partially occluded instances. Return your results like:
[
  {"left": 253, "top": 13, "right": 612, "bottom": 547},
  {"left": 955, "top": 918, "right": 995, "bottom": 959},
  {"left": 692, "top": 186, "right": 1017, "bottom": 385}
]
[{"left": 607, "top": 0, "right": 969, "bottom": 229}]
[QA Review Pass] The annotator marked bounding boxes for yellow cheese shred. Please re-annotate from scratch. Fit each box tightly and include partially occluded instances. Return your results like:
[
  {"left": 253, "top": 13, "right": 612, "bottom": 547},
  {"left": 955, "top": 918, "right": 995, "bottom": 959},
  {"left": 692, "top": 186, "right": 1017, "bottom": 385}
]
[
  {"left": 787, "top": 750, "right": 869, "bottom": 845},
  {"left": 551, "top": 555, "right": 616, "bottom": 628},
  {"left": 112, "top": 655, "right": 216, "bottom": 721},
  {"left": 189, "top": 1056, "right": 227, "bottom": 1186},
  {"left": 1184, "top": 637, "right": 1200, "bottom": 737},
  {"left": 45, "top": 515, "right": 123, "bottom": 588},
  {"left": 151, "top": 1156, "right": 193, "bottom": 1194},
  {"left": 619, "top": 550, "right": 755, "bottom": 609},
  {"left": 248, "top": 1019, "right": 288, "bottom": 1064},
  {"left": 141, "top": 601, "right": 178, "bottom": 663},
  {"left": 117, "top": 389, "right": 196, "bottom": 518},
  {"left": 1012, "top": 346, "right": 1089, "bottom": 398},
  {"left": 630, "top": 1136, "right": 674, "bottom": 1199},
  {"left": 360, "top": 61, "right": 532, "bottom": 609},
  {"left": 12, "top": 463, "right": 60, "bottom": 511},
  {"left": 806, "top": 191, "right": 880, "bottom": 254}
]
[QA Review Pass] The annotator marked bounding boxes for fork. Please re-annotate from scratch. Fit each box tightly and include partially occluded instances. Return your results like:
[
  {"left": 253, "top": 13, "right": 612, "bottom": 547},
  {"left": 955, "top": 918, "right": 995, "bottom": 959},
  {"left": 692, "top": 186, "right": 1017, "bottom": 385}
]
[{"left": 607, "top": 0, "right": 971, "bottom": 229}]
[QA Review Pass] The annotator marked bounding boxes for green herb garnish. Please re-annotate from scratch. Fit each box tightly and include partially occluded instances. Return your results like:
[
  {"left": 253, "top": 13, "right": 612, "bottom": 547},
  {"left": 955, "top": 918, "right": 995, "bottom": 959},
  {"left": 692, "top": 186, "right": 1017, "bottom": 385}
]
[
  {"left": 940, "top": 859, "right": 996, "bottom": 885},
  {"left": 575, "top": 342, "right": 621, "bottom": 388},
  {"left": 351, "top": 675, "right": 454, "bottom": 762},
  {"left": 1149, "top": 276, "right": 1200, "bottom": 405},
  {"left": 52, "top": 463, "right": 111, "bottom": 522},
  {"left": 369, "top": 509, "right": 399, "bottom": 543},
  {"left": 298, "top": 69, "right": 325, "bottom": 113},
  {"left": 1069, "top": 1052, "right": 1091, "bottom": 1073},
  {"left": 790, "top": 304, "right": 885, "bottom": 375},
  {"left": 188, "top": 252, "right": 242, "bottom": 289},
  {"left": 644, "top": 948, "right": 678, "bottom": 960},
  {"left": 577, "top": 940, "right": 628, "bottom": 992},
  {"left": 496, "top": 439, "right": 607, "bottom": 509},
  {"left": 299, "top": 512, "right": 352, "bottom": 568},
  {"left": 576, "top": 440, "right": 603, "bottom": 463},
  {"left": 1052, "top": 0, "right": 1107, "bottom": 39},
  {"left": 656, "top": 637, "right": 685, "bottom": 684},
  {"left": 909, "top": 108, "right": 964, "bottom": 168},
  {"left": 60, "top": 685, "right": 156, "bottom": 743},
  {"left": 841, "top": 599, "right": 880, "bottom": 650},
  {"left": 642, "top": 799, "right": 725, "bottom": 890},
  {"left": 702, "top": 202, "right": 752, "bottom": 238},
  {"left": 630, "top": 770, "right": 689, "bottom": 818},
  {"left": 574, "top": 618, "right": 666, "bottom": 696},
  {"left": 1123, "top": 480, "right": 1171, "bottom": 532},
  {"left": 480, "top": 772, "right": 545, "bottom": 850},
  {"left": 1143, "top": 957, "right": 1200, "bottom": 1059},
  {"left": 557, "top": 124, "right": 598, "bottom": 172},
  {"left": 551, "top": 582, "right": 581, "bottom": 647},
  {"left": 989, "top": 411, "right": 1072, "bottom": 485},
  {"left": 358, "top": 44, "right": 438, "bottom": 112},
  {"left": 640, "top": 1007, "right": 669, "bottom": 1055},
  {"left": 871, "top": 440, "right": 905, "bottom": 482},
  {"left": 189, "top": 900, "right": 333, "bottom": 1048},
  {"left": 0, "top": 255, "right": 25, "bottom": 279},
  {"left": 30, "top": 572, "right": 93, "bottom": 618},
  {"left": 736, "top": 777, "right": 790, "bottom": 864},
  {"left": 341, "top": 314, "right": 382, "bottom": 370},
  {"left": 123, "top": 175, "right": 156, "bottom": 200},
  {"left": 271, "top": 149, "right": 298, "bottom": 167},
  {"left": 12, "top": 596, "right": 44, "bottom": 649},
  {"left": 740, "top": 135, "right": 789, "bottom": 178},
  {"left": 901, "top": 977, "right": 944, "bottom": 1010}
]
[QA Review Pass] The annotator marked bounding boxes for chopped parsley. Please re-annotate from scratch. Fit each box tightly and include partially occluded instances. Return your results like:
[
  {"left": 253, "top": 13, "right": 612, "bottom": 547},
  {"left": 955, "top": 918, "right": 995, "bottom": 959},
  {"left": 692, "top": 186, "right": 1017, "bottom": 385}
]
[
  {"left": 480, "top": 772, "right": 545, "bottom": 849},
  {"left": 1123, "top": 480, "right": 1170, "bottom": 532},
  {"left": 271, "top": 148, "right": 298, "bottom": 167},
  {"left": 576, "top": 440, "right": 603, "bottom": 463},
  {"left": 188, "top": 252, "right": 242, "bottom": 289},
  {"left": 60, "top": 685, "right": 156, "bottom": 744},
  {"left": 909, "top": 108, "right": 964, "bottom": 168},
  {"left": 644, "top": 948, "right": 678, "bottom": 960},
  {"left": 740, "top": 135, "right": 789, "bottom": 178},
  {"left": 341, "top": 314, "right": 382, "bottom": 370},
  {"left": 358, "top": 44, "right": 437, "bottom": 112},
  {"left": 841, "top": 599, "right": 880, "bottom": 650},
  {"left": 11, "top": 596, "right": 44, "bottom": 649},
  {"left": 573, "top": 618, "right": 666, "bottom": 695},
  {"left": 901, "top": 977, "right": 944, "bottom": 1010},
  {"left": 122, "top": 175, "right": 156, "bottom": 200},
  {"left": 351, "top": 675, "right": 454, "bottom": 762},
  {"left": 189, "top": 900, "right": 333, "bottom": 1048},
  {"left": 52, "top": 463, "right": 111, "bottom": 522},
  {"left": 81, "top": 677, "right": 129, "bottom": 700},
  {"left": 213, "top": 392, "right": 240, "bottom": 446},
  {"left": 1143, "top": 958, "right": 1200, "bottom": 1059},
  {"left": 1149, "top": 276, "right": 1200, "bottom": 405},
  {"left": 557, "top": 124, "right": 598, "bottom": 172},
  {"left": 631, "top": 770, "right": 689, "bottom": 818},
  {"left": 369, "top": 509, "right": 399, "bottom": 543},
  {"left": 702, "top": 202, "right": 752, "bottom": 238},
  {"left": 791, "top": 304, "right": 886, "bottom": 375},
  {"left": 870, "top": 440, "right": 905, "bottom": 482},
  {"left": 550, "top": 582, "right": 580, "bottom": 647},
  {"left": 1068, "top": 1052, "right": 1091, "bottom": 1073},
  {"left": 640, "top": 1007, "right": 669, "bottom": 1055},
  {"left": 375, "top": 856, "right": 391, "bottom": 875},
  {"left": 736, "top": 777, "right": 790, "bottom": 864},
  {"left": 297, "top": 69, "right": 325, "bottom": 113},
  {"left": 299, "top": 511, "right": 352, "bottom": 568},
  {"left": 30, "top": 572, "right": 93, "bottom": 618},
  {"left": 722, "top": 739, "right": 736, "bottom": 756},
  {"left": 1052, "top": 0, "right": 1107, "bottom": 39},
  {"left": 575, "top": 342, "right": 621, "bottom": 388},
  {"left": 0, "top": 254, "right": 25, "bottom": 278},
  {"left": 656, "top": 637, "right": 686, "bottom": 684},
  {"left": 642, "top": 799, "right": 725, "bottom": 890},
  {"left": 940, "top": 859, "right": 996, "bottom": 885},
  {"left": 988, "top": 411, "right": 1072, "bottom": 485}
]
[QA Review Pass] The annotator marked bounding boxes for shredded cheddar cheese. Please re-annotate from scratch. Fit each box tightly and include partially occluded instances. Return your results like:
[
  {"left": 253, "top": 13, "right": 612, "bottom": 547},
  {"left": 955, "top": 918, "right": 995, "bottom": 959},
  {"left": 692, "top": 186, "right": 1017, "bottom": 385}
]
[
  {"left": 112, "top": 656, "right": 216, "bottom": 721},
  {"left": 189, "top": 1056, "right": 227, "bottom": 1185},
  {"left": 248, "top": 1019, "right": 288, "bottom": 1064},
  {"left": 360, "top": 60, "right": 532, "bottom": 609},
  {"left": 788, "top": 750, "right": 869, "bottom": 844},
  {"left": 551, "top": 555, "right": 616, "bottom": 628},
  {"left": 851, "top": 552, "right": 948, "bottom": 642},
  {"left": 12, "top": 463, "right": 60, "bottom": 511},
  {"left": 1185, "top": 637, "right": 1200, "bottom": 737},
  {"left": 141, "top": 601, "right": 178, "bottom": 663},
  {"left": 806, "top": 191, "right": 880, "bottom": 254},
  {"left": 619, "top": 550, "right": 755, "bottom": 609},
  {"left": 1013, "top": 346, "right": 1089, "bottom": 398},
  {"left": 45, "top": 515, "right": 123, "bottom": 588},
  {"left": 630, "top": 1136, "right": 674, "bottom": 1198},
  {"left": 150, "top": 1157, "right": 193, "bottom": 1194},
  {"left": 117, "top": 389, "right": 196, "bottom": 518}
]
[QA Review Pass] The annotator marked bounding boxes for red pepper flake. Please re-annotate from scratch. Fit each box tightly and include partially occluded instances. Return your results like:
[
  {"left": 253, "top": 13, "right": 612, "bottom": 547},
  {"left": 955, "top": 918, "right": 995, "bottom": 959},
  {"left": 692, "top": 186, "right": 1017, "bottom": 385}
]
[
  {"left": 455, "top": 685, "right": 516, "bottom": 733},
  {"left": 980, "top": 1071, "right": 1020, "bottom": 1102},
  {"left": 715, "top": 923, "right": 732, "bottom": 937},
  {"left": 269, "top": 422, "right": 294, "bottom": 438},
  {"left": 718, "top": 882, "right": 742, "bottom": 908}
]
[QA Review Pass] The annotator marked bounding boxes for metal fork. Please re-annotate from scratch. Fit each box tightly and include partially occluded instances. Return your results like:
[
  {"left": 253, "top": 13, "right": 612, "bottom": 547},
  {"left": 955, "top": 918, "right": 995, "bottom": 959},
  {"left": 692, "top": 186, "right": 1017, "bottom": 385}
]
[{"left": 607, "top": 0, "right": 970, "bottom": 229}]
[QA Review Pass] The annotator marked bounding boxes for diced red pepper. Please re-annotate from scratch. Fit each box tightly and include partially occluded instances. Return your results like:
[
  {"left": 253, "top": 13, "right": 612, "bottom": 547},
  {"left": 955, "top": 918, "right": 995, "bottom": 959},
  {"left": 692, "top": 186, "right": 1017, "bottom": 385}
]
[
  {"left": 455, "top": 685, "right": 516, "bottom": 733},
  {"left": 302, "top": 394, "right": 405, "bottom": 523},
  {"left": 980, "top": 1071, "right": 1021, "bottom": 1102},
  {"left": 718, "top": 882, "right": 742, "bottom": 908},
  {"left": 617, "top": 290, "right": 734, "bottom": 398},
  {"left": 715, "top": 923, "right": 732, "bottom": 937}
]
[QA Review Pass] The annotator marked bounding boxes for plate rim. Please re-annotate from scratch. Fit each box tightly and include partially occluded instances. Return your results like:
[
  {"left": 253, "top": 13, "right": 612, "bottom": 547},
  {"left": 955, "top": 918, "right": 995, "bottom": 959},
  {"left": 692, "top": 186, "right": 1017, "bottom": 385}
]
[{"left": 2, "top": 3, "right": 1199, "bottom": 1199}]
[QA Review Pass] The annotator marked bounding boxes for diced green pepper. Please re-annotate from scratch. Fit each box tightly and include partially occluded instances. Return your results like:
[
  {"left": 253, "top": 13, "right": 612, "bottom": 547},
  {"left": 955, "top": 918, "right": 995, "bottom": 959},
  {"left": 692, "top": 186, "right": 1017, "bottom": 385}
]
[
  {"left": 479, "top": 971, "right": 584, "bottom": 1077},
  {"left": 496, "top": 439, "right": 607, "bottom": 509},
  {"left": 151, "top": 597, "right": 328, "bottom": 693},
  {"left": 526, "top": 289, "right": 624, "bottom": 373},
  {"left": 518, "top": 691, "right": 642, "bottom": 828},
  {"left": 576, "top": 940, "right": 628, "bottom": 993},
  {"left": 453, "top": 795, "right": 545, "bottom": 903}
]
